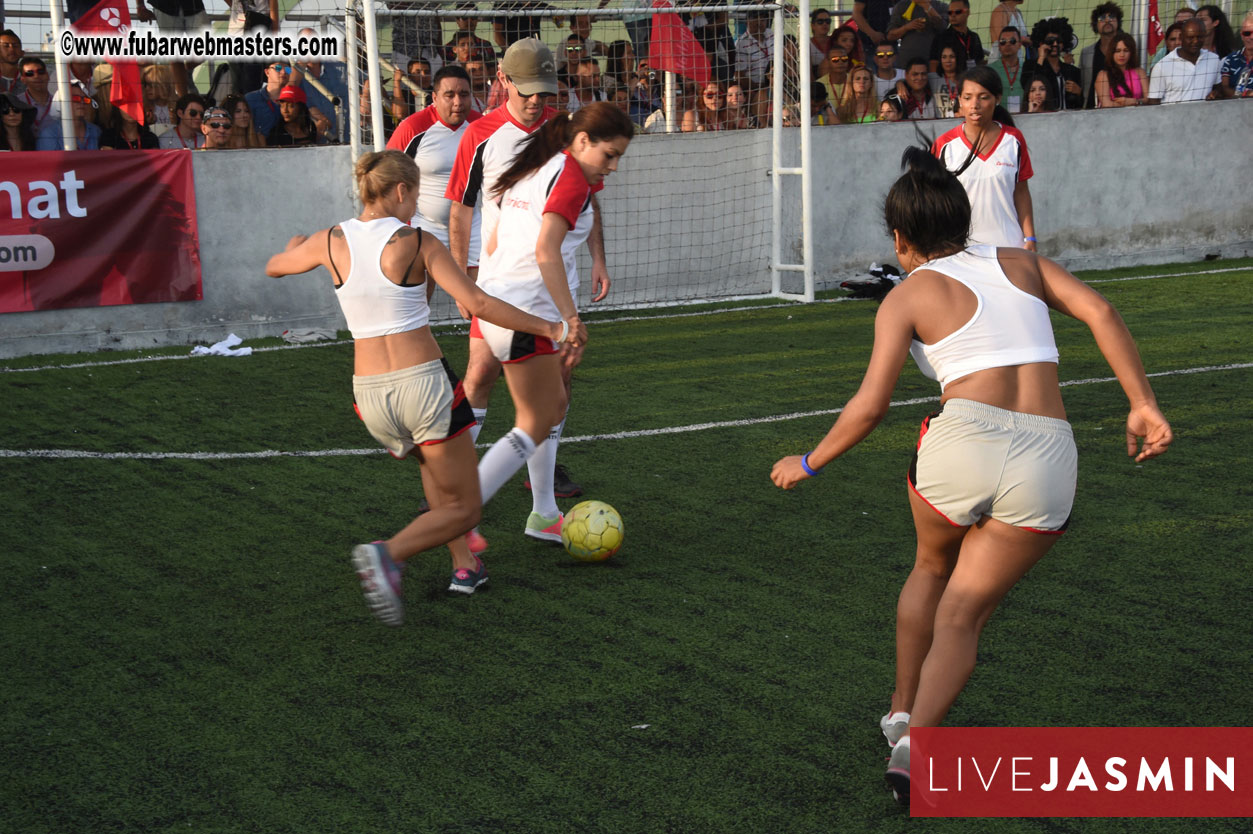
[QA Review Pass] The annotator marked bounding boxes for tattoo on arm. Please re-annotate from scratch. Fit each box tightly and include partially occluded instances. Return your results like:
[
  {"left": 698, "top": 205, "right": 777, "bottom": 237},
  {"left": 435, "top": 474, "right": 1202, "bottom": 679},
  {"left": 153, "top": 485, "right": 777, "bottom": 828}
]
[{"left": 386, "top": 226, "right": 417, "bottom": 244}]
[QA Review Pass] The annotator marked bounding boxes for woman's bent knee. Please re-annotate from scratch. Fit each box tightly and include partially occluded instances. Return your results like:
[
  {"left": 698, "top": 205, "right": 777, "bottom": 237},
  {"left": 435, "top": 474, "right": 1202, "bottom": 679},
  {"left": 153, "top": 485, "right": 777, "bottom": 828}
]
[{"left": 913, "top": 549, "right": 957, "bottom": 580}]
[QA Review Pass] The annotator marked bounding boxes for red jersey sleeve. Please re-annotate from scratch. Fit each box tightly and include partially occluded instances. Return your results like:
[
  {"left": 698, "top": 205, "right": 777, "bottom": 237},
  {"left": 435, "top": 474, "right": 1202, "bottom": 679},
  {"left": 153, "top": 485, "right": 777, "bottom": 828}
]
[
  {"left": 931, "top": 125, "right": 964, "bottom": 164},
  {"left": 386, "top": 106, "right": 438, "bottom": 156},
  {"left": 542, "top": 154, "right": 596, "bottom": 229},
  {"left": 1006, "top": 127, "right": 1034, "bottom": 182},
  {"left": 445, "top": 112, "right": 500, "bottom": 205}
]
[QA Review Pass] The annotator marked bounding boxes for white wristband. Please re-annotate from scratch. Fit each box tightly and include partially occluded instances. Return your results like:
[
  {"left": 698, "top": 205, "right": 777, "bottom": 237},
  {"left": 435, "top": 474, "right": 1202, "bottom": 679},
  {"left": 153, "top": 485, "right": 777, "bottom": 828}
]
[{"left": 558, "top": 319, "right": 569, "bottom": 344}]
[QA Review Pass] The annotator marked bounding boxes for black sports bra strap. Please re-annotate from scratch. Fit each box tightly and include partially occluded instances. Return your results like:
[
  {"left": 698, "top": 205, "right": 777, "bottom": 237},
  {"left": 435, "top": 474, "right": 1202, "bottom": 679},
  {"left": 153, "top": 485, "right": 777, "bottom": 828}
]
[
  {"left": 328, "top": 226, "right": 346, "bottom": 287},
  {"left": 399, "top": 228, "right": 425, "bottom": 287}
]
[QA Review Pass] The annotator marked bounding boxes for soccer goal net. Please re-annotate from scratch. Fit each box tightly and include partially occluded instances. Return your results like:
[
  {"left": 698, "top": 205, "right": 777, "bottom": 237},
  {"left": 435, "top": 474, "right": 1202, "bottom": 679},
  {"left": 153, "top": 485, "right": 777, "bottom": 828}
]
[{"left": 325, "top": 1, "right": 814, "bottom": 316}]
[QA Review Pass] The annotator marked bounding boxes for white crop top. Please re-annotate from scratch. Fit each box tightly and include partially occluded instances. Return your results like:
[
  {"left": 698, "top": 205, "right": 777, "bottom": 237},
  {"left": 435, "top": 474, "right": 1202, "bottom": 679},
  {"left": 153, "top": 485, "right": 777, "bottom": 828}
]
[
  {"left": 332, "top": 217, "right": 429, "bottom": 339},
  {"left": 908, "top": 246, "right": 1059, "bottom": 390}
]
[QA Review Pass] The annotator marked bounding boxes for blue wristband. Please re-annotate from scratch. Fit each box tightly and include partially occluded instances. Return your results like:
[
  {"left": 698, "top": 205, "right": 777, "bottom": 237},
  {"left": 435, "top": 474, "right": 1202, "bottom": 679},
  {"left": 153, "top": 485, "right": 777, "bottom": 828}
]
[
  {"left": 800, "top": 453, "right": 822, "bottom": 477},
  {"left": 1023, "top": 236, "right": 1037, "bottom": 242}
]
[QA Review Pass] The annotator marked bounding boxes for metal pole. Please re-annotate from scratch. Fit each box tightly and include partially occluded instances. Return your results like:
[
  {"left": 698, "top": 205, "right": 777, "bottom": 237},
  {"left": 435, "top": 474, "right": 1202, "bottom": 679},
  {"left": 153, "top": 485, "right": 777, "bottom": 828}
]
[
  {"left": 664, "top": 71, "right": 676, "bottom": 133},
  {"left": 798, "top": 0, "right": 814, "bottom": 302},
  {"left": 770, "top": 7, "right": 785, "bottom": 294},
  {"left": 346, "top": 2, "right": 361, "bottom": 162},
  {"left": 48, "top": 0, "right": 76, "bottom": 151},
  {"left": 361, "top": 0, "right": 385, "bottom": 151}
]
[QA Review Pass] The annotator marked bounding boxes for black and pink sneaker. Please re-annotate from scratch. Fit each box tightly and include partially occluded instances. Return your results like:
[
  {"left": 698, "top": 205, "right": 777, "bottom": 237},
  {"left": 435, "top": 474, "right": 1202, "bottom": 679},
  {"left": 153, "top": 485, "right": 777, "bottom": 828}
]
[{"left": 448, "top": 555, "right": 488, "bottom": 595}]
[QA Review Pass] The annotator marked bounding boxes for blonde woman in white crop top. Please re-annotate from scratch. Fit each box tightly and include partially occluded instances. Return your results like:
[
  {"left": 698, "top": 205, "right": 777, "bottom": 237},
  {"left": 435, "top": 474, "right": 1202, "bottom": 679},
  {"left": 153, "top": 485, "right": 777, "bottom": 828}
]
[
  {"left": 771, "top": 146, "right": 1172, "bottom": 803},
  {"left": 265, "top": 150, "right": 584, "bottom": 626}
]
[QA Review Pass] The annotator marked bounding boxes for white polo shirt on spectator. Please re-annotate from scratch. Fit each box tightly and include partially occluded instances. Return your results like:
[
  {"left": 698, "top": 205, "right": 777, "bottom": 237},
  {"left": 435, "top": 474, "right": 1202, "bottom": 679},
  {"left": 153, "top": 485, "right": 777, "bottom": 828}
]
[
  {"left": 1149, "top": 48, "right": 1221, "bottom": 103},
  {"left": 735, "top": 30, "right": 775, "bottom": 87}
]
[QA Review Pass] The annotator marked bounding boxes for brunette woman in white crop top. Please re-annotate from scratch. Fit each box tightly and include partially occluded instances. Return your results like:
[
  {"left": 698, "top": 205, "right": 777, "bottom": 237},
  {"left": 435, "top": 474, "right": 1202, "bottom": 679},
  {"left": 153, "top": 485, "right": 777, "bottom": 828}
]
[
  {"left": 265, "top": 150, "right": 583, "bottom": 626},
  {"left": 771, "top": 146, "right": 1172, "bottom": 803}
]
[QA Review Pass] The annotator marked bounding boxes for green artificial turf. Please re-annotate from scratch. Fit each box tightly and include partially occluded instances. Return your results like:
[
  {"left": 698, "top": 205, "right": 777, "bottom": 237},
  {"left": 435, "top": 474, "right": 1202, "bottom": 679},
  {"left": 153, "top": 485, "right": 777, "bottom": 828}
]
[{"left": 1, "top": 259, "right": 1250, "bottom": 833}]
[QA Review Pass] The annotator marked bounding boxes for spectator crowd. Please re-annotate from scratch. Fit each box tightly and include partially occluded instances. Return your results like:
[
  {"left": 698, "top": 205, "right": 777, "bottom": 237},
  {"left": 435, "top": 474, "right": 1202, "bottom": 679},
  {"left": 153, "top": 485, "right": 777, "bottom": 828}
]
[{"left": 0, "top": 1, "right": 1249, "bottom": 152}]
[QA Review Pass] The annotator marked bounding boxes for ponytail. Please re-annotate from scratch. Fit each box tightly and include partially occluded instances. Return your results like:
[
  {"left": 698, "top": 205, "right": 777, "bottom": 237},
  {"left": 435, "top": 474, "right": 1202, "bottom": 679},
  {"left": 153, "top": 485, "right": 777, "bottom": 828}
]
[
  {"left": 884, "top": 144, "right": 971, "bottom": 259},
  {"left": 492, "top": 102, "right": 634, "bottom": 200}
]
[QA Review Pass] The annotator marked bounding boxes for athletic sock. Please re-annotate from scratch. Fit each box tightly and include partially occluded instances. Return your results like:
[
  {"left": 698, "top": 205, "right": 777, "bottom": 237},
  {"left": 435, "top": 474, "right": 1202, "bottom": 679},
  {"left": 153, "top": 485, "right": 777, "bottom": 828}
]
[
  {"left": 469, "top": 407, "right": 488, "bottom": 443},
  {"left": 527, "top": 417, "right": 565, "bottom": 519},
  {"left": 478, "top": 428, "right": 537, "bottom": 505}
]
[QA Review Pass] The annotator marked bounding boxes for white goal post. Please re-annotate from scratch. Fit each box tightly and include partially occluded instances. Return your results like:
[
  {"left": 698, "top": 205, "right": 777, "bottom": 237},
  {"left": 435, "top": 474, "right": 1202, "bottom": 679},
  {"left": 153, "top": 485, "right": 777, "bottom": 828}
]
[{"left": 340, "top": 0, "right": 815, "bottom": 314}]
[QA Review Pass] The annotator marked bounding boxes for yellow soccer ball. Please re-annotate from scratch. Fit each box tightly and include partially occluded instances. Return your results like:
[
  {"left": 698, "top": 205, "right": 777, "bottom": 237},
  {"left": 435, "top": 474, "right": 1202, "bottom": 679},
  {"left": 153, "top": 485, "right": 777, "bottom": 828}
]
[{"left": 561, "top": 500, "right": 624, "bottom": 562}]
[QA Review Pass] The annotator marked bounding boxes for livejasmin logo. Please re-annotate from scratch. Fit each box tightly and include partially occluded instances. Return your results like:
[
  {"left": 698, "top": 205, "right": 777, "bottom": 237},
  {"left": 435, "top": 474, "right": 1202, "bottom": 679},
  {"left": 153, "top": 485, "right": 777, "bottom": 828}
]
[
  {"left": 927, "top": 753, "right": 1235, "bottom": 793},
  {"left": 910, "top": 727, "right": 1253, "bottom": 818}
]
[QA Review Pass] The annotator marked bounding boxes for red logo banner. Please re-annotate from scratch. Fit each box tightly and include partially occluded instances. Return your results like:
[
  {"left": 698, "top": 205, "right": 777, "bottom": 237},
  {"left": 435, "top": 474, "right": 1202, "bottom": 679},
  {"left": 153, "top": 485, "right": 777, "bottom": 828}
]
[
  {"left": 0, "top": 150, "right": 203, "bottom": 313},
  {"left": 911, "top": 727, "right": 1253, "bottom": 817}
]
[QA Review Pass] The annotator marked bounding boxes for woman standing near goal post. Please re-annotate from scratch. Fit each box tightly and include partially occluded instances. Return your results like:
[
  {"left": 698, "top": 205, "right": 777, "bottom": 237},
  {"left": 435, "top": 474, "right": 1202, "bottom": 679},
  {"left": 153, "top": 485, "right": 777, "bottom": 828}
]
[
  {"left": 473, "top": 102, "right": 634, "bottom": 536},
  {"left": 265, "top": 150, "right": 582, "bottom": 625},
  {"left": 770, "top": 146, "right": 1172, "bottom": 803}
]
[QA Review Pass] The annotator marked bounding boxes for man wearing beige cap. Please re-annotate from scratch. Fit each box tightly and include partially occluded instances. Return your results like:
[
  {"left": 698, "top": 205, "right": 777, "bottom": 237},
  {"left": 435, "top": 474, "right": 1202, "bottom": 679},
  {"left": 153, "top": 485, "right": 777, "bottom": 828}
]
[{"left": 444, "top": 37, "right": 612, "bottom": 538}]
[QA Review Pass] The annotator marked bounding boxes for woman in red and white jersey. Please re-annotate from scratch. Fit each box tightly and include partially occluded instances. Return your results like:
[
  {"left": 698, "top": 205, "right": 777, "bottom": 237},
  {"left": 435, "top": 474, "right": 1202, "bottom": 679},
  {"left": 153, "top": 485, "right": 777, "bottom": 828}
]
[
  {"left": 473, "top": 102, "right": 634, "bottom": 542},
  {"left": 772, "top": 146, "right": 1172, "bottom": 804},
  {"left": 932, "top": 66, "right": 1037, "bottom": 252},
  {"left": 265, "top": 150, "right": 582, "bottom": 626}
]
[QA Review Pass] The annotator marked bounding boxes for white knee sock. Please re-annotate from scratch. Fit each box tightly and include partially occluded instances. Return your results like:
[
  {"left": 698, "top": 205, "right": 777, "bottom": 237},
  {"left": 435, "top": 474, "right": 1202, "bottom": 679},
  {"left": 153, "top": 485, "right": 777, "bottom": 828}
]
[
  {"left": 527, "top": 417, "right": 565, "bottom": 519},
  {"left": 469, "top": 407, "right": 487, "bottom": 443},
  {"left": 478, "top": 427, "right": 537, "bottom": 505}
]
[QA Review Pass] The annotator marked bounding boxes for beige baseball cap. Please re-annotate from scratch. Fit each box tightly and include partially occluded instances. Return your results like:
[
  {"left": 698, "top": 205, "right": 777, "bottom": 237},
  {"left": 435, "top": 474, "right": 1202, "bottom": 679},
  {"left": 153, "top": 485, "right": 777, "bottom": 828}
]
[{"left": 500, "top": 37, "right": 558, "bottom": 96}]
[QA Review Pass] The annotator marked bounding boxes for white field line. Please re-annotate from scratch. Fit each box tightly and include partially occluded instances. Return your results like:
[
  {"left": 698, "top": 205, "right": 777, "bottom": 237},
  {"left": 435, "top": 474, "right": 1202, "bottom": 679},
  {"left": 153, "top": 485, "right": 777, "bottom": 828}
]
[
  {"left": 3, "top": 362, "right": 1248, "bottom": 461},
  {"left": 3, "top": 266, "right": 1247, "bottom": 376}
]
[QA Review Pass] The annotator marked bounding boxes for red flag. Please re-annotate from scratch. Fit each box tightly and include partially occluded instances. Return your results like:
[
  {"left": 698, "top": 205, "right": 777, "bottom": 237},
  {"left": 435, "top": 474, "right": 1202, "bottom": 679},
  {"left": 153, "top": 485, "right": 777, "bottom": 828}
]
[
  {"left": 73, "top": 0, "right": 145, "bottom": 124},
  {"left": 1147, "top": 0, "right": 1165, "bottom": 56},
  {"left": 647, "top": 0, "right": 711, "bottom": 86}
]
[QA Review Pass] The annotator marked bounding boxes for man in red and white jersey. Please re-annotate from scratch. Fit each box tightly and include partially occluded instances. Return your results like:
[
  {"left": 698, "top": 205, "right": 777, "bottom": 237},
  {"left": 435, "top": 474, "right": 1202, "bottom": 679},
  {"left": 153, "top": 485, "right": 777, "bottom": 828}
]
[
  {"left": 445, "top": 37, "right": 613, "bottom": 510},
  {"left": 387, "top": 65, "right": 484, "bottom": 273}
]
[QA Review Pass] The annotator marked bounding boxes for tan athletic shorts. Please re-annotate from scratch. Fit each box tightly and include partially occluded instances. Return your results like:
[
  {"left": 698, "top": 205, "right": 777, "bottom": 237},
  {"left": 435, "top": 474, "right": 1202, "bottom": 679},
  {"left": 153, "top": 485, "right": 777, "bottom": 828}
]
[
  {"left": 907, "top": 399, "right": 1077, "bottom": 533},
  {"left": 352, "top": 359, "right": 472, "bottom": 459}
]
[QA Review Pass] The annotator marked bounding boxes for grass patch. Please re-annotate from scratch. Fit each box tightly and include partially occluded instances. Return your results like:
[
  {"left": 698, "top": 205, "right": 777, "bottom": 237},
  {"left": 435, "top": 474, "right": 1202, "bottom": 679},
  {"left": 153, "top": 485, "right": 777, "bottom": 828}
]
[{"left": 1, "top": 260, "right": 1250, "bottom": 832}]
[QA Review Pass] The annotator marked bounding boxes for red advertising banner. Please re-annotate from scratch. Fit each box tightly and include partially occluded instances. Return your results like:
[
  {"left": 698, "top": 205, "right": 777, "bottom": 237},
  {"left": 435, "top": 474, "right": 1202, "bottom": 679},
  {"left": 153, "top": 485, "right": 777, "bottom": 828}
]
[
  {"left": 911, "top": 727, "right": 1253, "bottom": 817},
  {"left": 0, "top": 150, "right": 203, "bottom": 313}
]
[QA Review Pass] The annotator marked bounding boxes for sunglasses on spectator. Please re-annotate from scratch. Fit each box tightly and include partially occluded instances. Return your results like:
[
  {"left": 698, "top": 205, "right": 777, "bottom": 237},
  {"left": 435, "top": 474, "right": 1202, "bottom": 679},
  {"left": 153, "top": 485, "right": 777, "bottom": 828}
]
[
  {"left": 0, "top": 100, "right": 18, "bottom": 114},
  {"left": 999, "top": 37, "right": 1019, "bottom": 45},
  {"left": 207, "top": 121, "right": 231, "bottom": 129},
  {"left": 22, "top": 67, "right": 48, "bottom": 77},
  {"left": 1243, "top": 30, "right": 1253, "bottom": 36},
  {"left": 268, "top": 64, "right": 291, "bottom": 73},
  {"left": 185, "top": 108, "right": 204, "bottom": 117},
  {"left": 814, "top": 17, "right": 831, "bottom": 24},
  {"left": 1043, "top": 37, "right": 1061, "bottom": 46},
  {"left": 830, "top": 56, "right": 850, "bottom": 63},
  {"left": 72, "top": 95, "right": 93, "bottom": 105},
  {"left": 875, "top": 51, "right": 894, "bottom": 58},
  {"left": 949, "top": 8, "right": 967, "bottom": 14},
  {"left": 567, "top": 46, "right": 584, "bottom": 53},
  {"left": 1098, "top": 14, "right": 1118, "bottom": 22}
]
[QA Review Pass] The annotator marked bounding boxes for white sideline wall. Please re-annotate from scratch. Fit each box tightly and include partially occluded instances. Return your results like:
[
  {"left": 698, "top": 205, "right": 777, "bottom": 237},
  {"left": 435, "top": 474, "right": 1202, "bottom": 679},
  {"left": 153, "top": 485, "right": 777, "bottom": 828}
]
[
  {"left": 2, "top": 101, "right": 1250, "bottom": 359},
  {"left": 786, "top": 99, "right": 1253, "bottom": 283}
]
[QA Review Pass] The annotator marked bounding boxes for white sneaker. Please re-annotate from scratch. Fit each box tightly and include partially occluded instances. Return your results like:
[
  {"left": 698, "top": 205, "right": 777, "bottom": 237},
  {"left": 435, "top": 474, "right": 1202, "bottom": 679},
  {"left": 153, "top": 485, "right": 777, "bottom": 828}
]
[
  {"left": 885, "top": 736, "right": 911, "bottom": 804},
  {"left": 351, "top": 542, "right": 404, "bottom": 626},
  {"left": 880, "top": 710, "right": 910, "bottom": 748}
]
